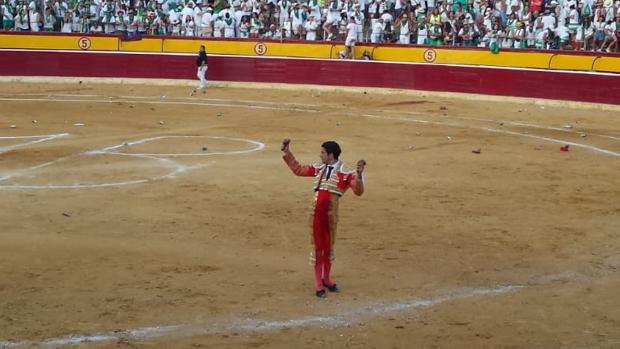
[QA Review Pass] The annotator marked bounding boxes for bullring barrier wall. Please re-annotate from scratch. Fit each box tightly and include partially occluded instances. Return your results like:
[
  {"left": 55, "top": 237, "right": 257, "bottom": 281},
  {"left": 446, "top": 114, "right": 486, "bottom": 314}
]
[{"left": 0, "top": 33, "right": 619, "bottom": 105}]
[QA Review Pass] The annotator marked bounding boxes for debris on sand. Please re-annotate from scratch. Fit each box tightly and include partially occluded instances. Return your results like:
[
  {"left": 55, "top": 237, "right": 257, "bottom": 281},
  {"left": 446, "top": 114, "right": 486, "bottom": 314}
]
[
  {"left": 73, "top": 123, "right": 85, "bottom": 127},
  {"left": 62, "top": 212, "right": 71, "bottom": 217},
  {"left": 472, "top": 148, "right": 481, "bottom": 154},
  {"left": 563, "top": 124, "right": 573, "bottom": 129},
  {"left": 580, "top": 133, "right": 587, "bottom": 138},
  {"left": 202, "top": 146, "right": 208, "bottom": 151},
  {"left": 159, "top": 121, "right": 165, "bottom": 125},
  {"left": 440, "top": 106, "right": 448, "bottom": 111},
  {"left": 560, "top": 145, "right": 570, "bottom": 152},
  {"left": 10, "top": 125, "right": 16, "bottom": 128}
]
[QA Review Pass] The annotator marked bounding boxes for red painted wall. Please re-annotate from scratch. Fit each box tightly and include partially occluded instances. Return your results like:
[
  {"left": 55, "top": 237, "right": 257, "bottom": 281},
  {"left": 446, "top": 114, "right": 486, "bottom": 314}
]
[{"left": 0, "top": 50, "right": 618, "bottom": 105}]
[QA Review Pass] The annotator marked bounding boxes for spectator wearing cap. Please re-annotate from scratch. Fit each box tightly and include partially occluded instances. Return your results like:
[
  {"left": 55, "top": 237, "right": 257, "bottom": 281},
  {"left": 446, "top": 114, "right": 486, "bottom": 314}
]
[{"left": 305, "top": 13, "right": 318, "bottom": 39}]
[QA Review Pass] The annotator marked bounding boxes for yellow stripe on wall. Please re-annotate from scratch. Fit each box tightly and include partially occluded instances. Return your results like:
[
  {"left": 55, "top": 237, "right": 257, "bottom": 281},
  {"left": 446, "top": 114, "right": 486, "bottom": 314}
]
[{"left": 1, "top": 34, "right": 618, "bottom": 74}]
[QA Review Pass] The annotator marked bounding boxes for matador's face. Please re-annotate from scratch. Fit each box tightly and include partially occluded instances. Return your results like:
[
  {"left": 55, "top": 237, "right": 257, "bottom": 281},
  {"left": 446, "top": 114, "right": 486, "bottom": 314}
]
[{"left": 320, "top": 147, "right": 335, "bottom": 164}]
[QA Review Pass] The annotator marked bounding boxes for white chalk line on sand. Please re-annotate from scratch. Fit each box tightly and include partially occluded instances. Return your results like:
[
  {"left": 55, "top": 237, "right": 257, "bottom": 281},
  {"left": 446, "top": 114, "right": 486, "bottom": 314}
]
[
  {"left": 0, "top": 284, "right": 522, "bottom": 348},
  {"left": 0, "top": 97, "right": 319, "bottom": 113},
  {"left": 380, "top": 109, "right": 620, "bottom": 142},
  {"left": 362, "top": 113, "right": 620, "bottom": 158},
  {"left": 0, "top": 135, "right": 265, "bottom": 189},
  {"left": 0, "top": 133, "right": 69, "bottom": 155},
  {"left": 1, "top": 93, "right": 321, "bottom": 109}
]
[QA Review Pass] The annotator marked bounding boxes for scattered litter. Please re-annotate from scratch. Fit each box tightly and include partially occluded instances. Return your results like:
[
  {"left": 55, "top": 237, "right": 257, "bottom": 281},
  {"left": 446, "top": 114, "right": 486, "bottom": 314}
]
[
  {"left": 363, "top": 91, "right": 367, "bottom": 95},
  {"left": 216, "top": 113, "right": 223, "bottom": 117},
  {"left": 158, "top": 121, "right": 165, "bottom": 125},
  {"left": 408, "top": 145, "right": 415, "bottom": 150},
  {"left": 440, "top": 106, "right": 448, "bottom": 110},
  {"left": 73, "top": 123, "right": 85, "bottom": 127},
  {"left": 446, "top": 136, "right": 452, "bottom": 140},
  {"left": 78, "top": 81, "right": 82, "bottom": 84},
  {"left": 518, "top": 110, "right": 523, "bottom": 113},
  {"left": 129, "top": 105, "right": 134, "bottom": 109},
  {"left": 563, "top": 124, "right": 573, "bottom": 129},
  {"left": 123, "top": 142, "right": 129, "bottom": 146},
  {"left": 499, "top": 122, "right": 504, "bottom": 126},
  {"left": 32, "top": 119, "right": 38, "bottom": 124},
  {"left": 161, "top": 95, "right": 167, "bottom": 99},
  {"left": 534, "top": 146, "right": 542, "bottom": 150},
  {"left": 10, "top": 125, "right": 16, "bottom": 128},
  {"left": 62, "top": 212, "right": 71, "bottom": 217},
  {"left": 580, "top": 133, "right": 587, "bottom": 138},
  {"left": 472, "top": 148, "right": 481, "bottom": 154},
  {"left": 202, "top": 146, "right": 208, "bottom": 151},
  {"left": 560, "top": 145, "right": 570, "bottom": 152}
]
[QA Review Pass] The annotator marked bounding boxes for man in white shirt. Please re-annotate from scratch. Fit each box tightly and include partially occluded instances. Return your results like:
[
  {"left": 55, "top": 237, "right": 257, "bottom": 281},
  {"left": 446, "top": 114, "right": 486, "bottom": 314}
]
[
  {"left": 200, "top": 7, "right": 213, "bottom": 36},
  {"left": 371, "top": 16, "right": 383, "bottom": 42},
  {"left": 305, "top": 13, "right": 318, "bottom": 40},
  {"left": 541, "top": 9, "right": 556, "bottom": 30},
  {"left": 345, "top": 16, "right": 357, "bottom": 58}
]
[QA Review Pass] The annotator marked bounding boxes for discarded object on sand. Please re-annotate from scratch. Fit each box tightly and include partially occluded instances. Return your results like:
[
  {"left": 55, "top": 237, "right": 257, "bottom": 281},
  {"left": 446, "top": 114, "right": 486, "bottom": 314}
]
[{"left": 560, "top": 145, "right": 570, "bottom": 152}]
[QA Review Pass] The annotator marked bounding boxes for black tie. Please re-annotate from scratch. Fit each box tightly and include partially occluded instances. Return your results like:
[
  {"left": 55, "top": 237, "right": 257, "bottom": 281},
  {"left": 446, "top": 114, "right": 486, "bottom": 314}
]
[{"left": 326, "top": 165, "right": 334, "bottom": 179}]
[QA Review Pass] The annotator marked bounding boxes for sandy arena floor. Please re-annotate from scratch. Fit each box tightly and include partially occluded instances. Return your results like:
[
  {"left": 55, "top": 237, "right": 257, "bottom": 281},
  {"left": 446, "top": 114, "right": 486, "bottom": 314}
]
[{"left": 0, "top": 81, "right": 619, "bottom": 349}]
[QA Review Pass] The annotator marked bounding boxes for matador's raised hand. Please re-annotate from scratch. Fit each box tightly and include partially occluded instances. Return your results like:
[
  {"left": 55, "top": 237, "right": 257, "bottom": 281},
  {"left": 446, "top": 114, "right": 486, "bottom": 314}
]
[
  {"left": 281, "top": 138, "right": 291, "bottom": 152},
  {"left": 356, "top": 160, "right": 366, "bottom": 175}
]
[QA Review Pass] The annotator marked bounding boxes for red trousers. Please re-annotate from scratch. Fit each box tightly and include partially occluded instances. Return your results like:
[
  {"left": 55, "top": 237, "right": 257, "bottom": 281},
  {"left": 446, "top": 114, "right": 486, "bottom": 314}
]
[{"left": 312, "top": 190, "right": 333, "bottom": 265}]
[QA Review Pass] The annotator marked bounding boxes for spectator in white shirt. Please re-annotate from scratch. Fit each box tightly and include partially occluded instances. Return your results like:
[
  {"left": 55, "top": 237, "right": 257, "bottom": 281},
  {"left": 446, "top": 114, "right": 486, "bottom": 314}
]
[
  {"left": 345, "top": 15, "right": 357, "bottom": 58},
  {"left": 305, "top": 13, "right": 318, "bottom": 40},
  {"left": 371, "top": 16, "right": 383, "bottom": 42}
]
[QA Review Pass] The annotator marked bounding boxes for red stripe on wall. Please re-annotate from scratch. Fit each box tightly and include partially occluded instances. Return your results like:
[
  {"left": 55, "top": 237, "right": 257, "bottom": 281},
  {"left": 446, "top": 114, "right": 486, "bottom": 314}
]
[{"left": 1, "top": 50, "right": 618, "bottom": 105}]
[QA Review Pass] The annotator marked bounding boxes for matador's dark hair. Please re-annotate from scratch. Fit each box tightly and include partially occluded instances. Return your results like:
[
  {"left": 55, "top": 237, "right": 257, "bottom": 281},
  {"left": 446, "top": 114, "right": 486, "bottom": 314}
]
[{"left": 321, "top": 141, "right": 341, "bottom": 160}]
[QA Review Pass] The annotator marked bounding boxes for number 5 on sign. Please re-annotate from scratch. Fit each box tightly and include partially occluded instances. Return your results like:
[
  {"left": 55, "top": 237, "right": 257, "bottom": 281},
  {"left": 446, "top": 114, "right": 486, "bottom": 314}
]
[
  {"left": 78, "top": 37, "right": 91, "bottom": 50},
  {"left": 423, "top": 49, "right": 436, "bottom": 63}
]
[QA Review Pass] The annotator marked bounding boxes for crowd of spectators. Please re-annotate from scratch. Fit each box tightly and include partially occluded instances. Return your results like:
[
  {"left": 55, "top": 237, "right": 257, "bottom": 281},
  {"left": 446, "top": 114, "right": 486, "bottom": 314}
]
[{"left": 1, "top": 0, "right": 618, "bottom": 52}]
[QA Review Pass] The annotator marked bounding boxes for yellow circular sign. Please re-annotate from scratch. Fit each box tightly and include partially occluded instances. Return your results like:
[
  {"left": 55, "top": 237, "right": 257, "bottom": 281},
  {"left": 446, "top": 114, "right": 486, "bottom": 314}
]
[
  {"left": 78, "top": 37, "right": 91, "bottom": 50},
  {"left": 423, "top": 49, "right": 436, "bottom": 63},
  {"left": 254, "top": 42, "right": 267, "bottom": 56}
]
